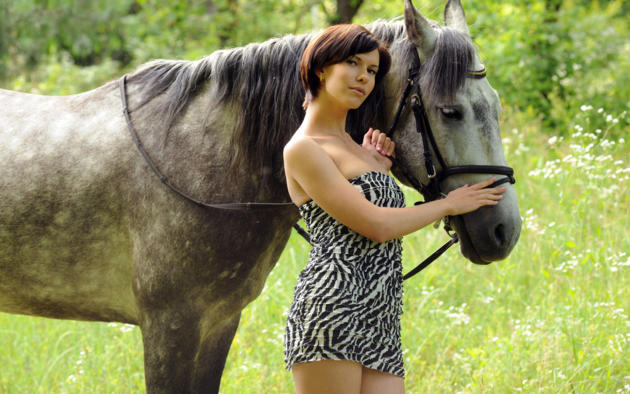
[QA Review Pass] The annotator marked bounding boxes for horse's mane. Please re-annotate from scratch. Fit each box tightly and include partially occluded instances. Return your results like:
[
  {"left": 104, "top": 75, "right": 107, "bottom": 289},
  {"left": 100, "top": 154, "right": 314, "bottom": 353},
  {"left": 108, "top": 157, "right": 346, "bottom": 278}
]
[{"left": 124, "top": 20, "right": 474, "bottom": 180}]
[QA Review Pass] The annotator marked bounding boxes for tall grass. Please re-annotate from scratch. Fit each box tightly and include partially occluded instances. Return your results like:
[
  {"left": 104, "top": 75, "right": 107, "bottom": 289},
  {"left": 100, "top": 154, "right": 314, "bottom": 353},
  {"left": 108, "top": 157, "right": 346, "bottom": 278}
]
[{"left": 0, "top": 105, "right": 628, "bottom": 393}]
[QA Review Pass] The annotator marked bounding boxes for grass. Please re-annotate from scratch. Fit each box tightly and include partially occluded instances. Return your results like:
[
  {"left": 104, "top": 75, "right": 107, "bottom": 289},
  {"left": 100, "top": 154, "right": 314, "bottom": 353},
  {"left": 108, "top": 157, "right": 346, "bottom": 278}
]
[{"left": 0, "top": 105, "right": 628, "bottom": 393}]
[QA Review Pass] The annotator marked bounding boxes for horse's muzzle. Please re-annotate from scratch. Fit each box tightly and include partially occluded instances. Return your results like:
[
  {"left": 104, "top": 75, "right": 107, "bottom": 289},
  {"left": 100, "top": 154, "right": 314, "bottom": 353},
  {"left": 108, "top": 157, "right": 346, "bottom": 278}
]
[{"left": 451, "top": 204, "right": 522, "bottom": 264}]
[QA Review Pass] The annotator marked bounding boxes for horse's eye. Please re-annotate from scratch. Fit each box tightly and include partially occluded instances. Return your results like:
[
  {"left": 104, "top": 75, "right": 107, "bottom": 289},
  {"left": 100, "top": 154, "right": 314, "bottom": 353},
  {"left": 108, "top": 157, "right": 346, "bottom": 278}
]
[{"left": 439, "top": 107, "right": 463, "bottom": 121}]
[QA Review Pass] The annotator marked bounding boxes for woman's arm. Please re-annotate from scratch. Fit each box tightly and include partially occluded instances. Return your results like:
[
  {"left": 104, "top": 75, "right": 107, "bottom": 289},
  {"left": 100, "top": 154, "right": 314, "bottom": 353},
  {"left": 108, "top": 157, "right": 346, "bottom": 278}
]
[{"left": 284, "top": 137, "right": 504, "bottom": 243}]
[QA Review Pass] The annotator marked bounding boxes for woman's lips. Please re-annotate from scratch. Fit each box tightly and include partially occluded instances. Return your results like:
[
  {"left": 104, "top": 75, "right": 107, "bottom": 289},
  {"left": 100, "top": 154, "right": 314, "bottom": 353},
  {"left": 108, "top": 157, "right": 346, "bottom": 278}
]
[{"left": 350, "top": 87, "right": 366, "bottom": 96}]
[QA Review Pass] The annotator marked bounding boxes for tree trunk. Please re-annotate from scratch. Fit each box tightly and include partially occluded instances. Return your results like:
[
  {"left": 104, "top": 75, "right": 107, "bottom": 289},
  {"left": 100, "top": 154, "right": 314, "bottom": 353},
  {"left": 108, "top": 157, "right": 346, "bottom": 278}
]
[{"left": 329, "top": 0, "right": 364, "bottom": 25}]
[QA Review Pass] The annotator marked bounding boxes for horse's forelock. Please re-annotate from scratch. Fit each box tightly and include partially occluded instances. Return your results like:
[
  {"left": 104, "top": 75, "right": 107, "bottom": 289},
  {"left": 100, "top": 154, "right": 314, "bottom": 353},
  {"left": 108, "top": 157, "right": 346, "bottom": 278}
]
[
  {"left": 420, "top": 27, "right": 475, "bottom": 104},
  {"left": 366, "top": 20, "right": 406, "bottom": 46}
]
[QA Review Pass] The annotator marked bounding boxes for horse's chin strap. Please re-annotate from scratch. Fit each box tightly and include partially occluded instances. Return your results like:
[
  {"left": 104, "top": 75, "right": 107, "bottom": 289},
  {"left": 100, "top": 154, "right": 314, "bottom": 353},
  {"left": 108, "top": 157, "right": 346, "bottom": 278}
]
[{"left": 386, "top": 45, "right": 516, "bottom": 281}]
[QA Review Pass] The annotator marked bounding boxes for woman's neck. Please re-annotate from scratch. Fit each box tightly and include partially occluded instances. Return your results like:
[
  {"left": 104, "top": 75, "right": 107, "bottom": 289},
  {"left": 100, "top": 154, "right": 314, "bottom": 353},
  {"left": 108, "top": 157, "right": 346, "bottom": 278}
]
[{"left": 302, "top": 97, "right": 349, "bottom": 137}]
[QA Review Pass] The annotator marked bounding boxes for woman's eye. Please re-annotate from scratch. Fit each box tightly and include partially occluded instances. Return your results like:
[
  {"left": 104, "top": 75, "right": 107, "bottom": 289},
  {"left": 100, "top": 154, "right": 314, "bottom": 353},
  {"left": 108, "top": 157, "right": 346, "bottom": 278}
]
[
  {"left": 439, "top": 107, "right": 463, "bottom": 120},
  {"left": 347, "top": 59, "right": 357, "bottom": 65},
  {"left": 368, "top": 69, "right": 377, "bottom": 75}
]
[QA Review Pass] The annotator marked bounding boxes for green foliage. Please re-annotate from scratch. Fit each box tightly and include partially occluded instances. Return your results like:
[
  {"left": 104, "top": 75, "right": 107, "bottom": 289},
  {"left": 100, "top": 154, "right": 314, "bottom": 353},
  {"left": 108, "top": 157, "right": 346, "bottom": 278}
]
[
  {"left": 471, "top": 0, "right": 630, "bottom": 135},
  {"left": 3, "top": 0, "right": 628, "bottom": 136},
  {"left": 0, "top": 0, "right": 317, "bottom": 83},
  {"left": 1, "top": 0, "right": 132, "bottom": 70}
]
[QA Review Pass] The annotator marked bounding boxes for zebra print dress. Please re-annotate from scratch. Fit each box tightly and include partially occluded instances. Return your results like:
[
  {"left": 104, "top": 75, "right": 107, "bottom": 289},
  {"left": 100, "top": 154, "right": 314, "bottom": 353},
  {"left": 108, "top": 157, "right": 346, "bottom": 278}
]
[{"left": 284, "top": 171, "right": 406, "bottom": 377}]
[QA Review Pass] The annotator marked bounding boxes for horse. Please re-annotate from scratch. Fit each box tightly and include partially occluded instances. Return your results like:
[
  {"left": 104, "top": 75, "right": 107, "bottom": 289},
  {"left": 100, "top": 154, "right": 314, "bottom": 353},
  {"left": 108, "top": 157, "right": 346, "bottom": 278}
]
[{"left": 0, "top": 0, "right": 521, "bottom": 392}]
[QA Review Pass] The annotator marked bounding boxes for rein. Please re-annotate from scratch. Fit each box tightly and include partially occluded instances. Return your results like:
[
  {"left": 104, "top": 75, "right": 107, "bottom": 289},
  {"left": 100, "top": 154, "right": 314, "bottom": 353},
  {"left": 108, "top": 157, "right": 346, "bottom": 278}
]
[
  {"left": 119, "top": 76, "right": 310, "bottom": 241},
  {"left": 385, "top": 44, "right": 516, "bottom": 280}
]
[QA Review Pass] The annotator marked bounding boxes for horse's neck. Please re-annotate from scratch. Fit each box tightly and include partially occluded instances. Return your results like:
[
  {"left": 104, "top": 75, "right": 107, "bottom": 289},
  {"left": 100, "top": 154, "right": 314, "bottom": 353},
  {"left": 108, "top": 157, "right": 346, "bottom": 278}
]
[{"left": 120, "top": 22, "right": 409, "bottom": 196}]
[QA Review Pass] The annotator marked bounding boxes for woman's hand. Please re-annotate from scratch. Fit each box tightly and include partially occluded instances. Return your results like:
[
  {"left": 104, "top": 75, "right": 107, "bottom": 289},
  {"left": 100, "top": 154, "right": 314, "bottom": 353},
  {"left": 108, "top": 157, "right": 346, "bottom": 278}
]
[
  {"left": 444, "top": 178, "right": 506, "bottom": 216},
  {"left": 362, "top": 128, "right": 395, "bottom": 169}
]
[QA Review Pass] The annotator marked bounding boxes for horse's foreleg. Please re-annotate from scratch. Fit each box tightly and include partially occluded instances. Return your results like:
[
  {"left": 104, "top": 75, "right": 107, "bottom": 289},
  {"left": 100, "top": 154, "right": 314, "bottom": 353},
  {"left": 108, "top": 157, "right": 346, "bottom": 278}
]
[
  {"left": 140, "top": 305, "right": 203, "bottom": 394},
  {"left": 192, "top": 313, "right": 241, "bottom": 392},
  {"left": 140, "top": 305, "right": 241, "bottom": 394}
]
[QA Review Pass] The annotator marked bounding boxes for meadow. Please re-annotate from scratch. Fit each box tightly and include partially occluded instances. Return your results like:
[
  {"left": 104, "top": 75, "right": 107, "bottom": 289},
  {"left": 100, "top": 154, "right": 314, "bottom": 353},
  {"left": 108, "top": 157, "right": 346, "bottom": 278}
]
[{"left": 0, "top": 103, "right": 627, "bottom": 393}]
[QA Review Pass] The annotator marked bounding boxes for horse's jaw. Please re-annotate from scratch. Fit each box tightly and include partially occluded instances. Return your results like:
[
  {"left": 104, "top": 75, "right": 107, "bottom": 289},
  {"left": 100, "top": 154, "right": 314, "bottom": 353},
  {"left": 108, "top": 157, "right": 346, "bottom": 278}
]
[{"left": 449, "top": 201, "right": 522, "bottom": 265}]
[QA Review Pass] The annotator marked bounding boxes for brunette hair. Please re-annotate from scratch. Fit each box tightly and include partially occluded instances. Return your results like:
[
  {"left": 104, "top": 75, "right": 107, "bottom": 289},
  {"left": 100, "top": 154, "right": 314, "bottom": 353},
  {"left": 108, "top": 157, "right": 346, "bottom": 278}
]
[{"left": 299, "top": 24, "right": 391, "bottom": 109}]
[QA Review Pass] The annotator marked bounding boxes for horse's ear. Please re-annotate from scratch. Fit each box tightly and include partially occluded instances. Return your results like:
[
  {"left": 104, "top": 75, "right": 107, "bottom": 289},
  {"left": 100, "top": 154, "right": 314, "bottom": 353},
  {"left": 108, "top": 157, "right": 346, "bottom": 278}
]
[
  {"left": 444, "top": 0, "right": 470, "bottom": 36},
  {"left": 404, "top": 0, "right": 436, "bottom": 62}
]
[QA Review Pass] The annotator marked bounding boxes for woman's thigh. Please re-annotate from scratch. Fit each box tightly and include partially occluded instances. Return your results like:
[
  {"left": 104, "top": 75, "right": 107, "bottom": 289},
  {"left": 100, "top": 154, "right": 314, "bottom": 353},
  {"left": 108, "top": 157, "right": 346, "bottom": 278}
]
[
  {"left": 360, "top": 366, "right": 405, "bottom": 394},
  {"left": 292, "top": 359, "right": 363, "bottom": 394}
]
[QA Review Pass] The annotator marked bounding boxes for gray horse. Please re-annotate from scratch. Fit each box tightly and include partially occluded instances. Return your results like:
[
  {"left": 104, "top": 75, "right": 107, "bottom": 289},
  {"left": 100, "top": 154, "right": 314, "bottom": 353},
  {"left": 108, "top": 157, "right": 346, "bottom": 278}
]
[{"left": 0, "top": 0, "right": 520, "bottom": 392}]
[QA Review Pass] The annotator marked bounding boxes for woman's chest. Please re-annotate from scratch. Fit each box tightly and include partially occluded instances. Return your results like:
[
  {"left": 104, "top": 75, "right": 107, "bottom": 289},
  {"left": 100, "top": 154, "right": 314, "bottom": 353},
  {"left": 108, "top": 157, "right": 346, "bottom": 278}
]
[{"left": 321, "top": 139, "right": 388, "bottom": 177}]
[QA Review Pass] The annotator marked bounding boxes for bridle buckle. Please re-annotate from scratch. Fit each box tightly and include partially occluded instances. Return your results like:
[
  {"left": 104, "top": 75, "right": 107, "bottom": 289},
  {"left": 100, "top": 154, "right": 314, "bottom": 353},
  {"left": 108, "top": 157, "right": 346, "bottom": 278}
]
[{"left": 410, "top": 93, "right": 420, "bottom": 107}]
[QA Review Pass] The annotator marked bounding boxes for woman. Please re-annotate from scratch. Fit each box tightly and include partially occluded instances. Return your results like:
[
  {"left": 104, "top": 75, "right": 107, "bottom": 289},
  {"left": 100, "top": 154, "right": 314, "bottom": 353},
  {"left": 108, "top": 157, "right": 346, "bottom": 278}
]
[{"left": 283, "top": 24, "right": 505, "bottom": 394}]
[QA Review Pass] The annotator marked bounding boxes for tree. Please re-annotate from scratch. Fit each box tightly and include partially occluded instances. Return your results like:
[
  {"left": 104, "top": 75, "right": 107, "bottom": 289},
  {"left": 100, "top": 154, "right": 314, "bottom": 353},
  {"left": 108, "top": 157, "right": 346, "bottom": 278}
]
[{"left": 330, "top": 0, "right": 364, "bottom": 24}]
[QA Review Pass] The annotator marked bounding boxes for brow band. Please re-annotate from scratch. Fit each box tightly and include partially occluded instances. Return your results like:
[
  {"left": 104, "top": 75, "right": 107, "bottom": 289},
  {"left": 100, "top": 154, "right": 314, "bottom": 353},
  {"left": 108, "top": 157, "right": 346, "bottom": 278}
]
[{"left": 468, "top": 68, "right": 487, "bottom": 79}]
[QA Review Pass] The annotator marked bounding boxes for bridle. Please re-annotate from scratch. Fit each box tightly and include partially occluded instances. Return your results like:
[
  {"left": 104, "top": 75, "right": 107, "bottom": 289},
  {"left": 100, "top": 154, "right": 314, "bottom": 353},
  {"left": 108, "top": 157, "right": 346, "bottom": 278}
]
[
  {"left": 118, "top": 42, "right": 515, "bottom": 281},
  {"left": 384, "top": 44, "right": 516, "bottom": 279}
]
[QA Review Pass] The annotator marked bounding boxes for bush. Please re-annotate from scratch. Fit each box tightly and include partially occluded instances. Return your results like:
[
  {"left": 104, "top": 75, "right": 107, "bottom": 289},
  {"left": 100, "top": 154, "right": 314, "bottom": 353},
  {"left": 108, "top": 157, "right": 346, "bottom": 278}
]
[{"left": 473, "top": 0, "right": 629, "bottom": 137}]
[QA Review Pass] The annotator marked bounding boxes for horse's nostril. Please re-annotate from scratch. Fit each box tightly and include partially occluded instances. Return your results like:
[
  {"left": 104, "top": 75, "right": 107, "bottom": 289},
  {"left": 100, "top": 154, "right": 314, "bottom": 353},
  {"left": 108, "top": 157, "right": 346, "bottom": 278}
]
[{"left": 494, "top": 223, "right": 507, "bottom": 247}]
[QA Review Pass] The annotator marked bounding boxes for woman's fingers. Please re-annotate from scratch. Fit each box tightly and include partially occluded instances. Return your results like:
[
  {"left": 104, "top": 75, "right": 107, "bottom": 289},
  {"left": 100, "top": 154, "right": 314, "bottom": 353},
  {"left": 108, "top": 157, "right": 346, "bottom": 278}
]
[
  {"left": 446, "top": 180, "right": 507, "bottom": 215},
  {"left": 370, "top": 129, "right": 384, "bottom": 146},
  {"left": 370, "top": 129, "right": 394, "bottom": 157},
  {"left": 476, "top": 188, "right": 505, "bottom": 202},
  {"left": 377, "top": 132, "right": 387, "bottom": 149},
  {"left": 370, "top": 128, "right": 380, "bottom": 146},
  {"left": 469, "top": 177, "right": 498, "bottom": 189},
  {"left": 380, "top": 138, "right": 391, "bottom": 156},
  {"left": 362, "top": 128, "right": 374, "bottom": 148},
  {"left": 372, "top": 130, "right": 382, "bottom": 150},
  {"left": 363, "top": 127, "right": 395, "bottom": 158},
  {"left": 476, "top": 188, "right": 505, "bottom": 209}
]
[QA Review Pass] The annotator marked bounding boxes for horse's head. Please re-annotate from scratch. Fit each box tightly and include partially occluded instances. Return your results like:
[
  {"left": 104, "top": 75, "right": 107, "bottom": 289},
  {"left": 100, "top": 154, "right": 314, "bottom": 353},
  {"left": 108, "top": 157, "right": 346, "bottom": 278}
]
[{"left": 388, "top": 0, "right": 521, "bottom": 264}]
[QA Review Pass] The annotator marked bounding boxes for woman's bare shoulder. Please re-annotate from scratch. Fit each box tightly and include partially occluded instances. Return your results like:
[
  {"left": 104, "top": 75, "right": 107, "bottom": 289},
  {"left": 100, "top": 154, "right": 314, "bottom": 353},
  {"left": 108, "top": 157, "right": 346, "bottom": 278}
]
[
  {"left": 284, "top": 133, "right": 330, "bottom": 166},
  {"left": 284, "top": 132, "right": 315, "bottom": 152}
]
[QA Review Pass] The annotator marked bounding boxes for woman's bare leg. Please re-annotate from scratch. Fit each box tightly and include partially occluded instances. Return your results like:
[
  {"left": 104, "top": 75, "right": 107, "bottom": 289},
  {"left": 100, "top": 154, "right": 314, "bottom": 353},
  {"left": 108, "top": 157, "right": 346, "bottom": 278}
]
[
  {"left": 292, "top": 360, "right": 362, "bottom": 394},
  {"left": 360, "top": 366, "right": 405, "bottom": 394}
]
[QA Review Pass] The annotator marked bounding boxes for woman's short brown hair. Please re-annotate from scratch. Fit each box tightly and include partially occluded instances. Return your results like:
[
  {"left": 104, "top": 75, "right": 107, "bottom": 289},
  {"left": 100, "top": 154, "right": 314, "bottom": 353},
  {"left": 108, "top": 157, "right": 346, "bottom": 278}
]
[{"left": 300, "top": 24, "right": 391, "bottom": 108}]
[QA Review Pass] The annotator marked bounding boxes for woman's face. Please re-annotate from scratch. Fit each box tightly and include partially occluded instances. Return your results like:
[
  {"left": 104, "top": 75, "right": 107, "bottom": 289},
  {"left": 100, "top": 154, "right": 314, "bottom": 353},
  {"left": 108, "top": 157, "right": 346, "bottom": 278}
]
[{"left": 318, "top": 49, "right": 380, "bottom": 110}]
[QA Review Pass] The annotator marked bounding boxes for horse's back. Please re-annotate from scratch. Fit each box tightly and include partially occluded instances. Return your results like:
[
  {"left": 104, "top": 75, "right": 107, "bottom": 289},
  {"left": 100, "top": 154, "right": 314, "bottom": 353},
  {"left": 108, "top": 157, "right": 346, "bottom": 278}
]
[{"left": 0, "top": 84, "right": 139, "bottom": 323}]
